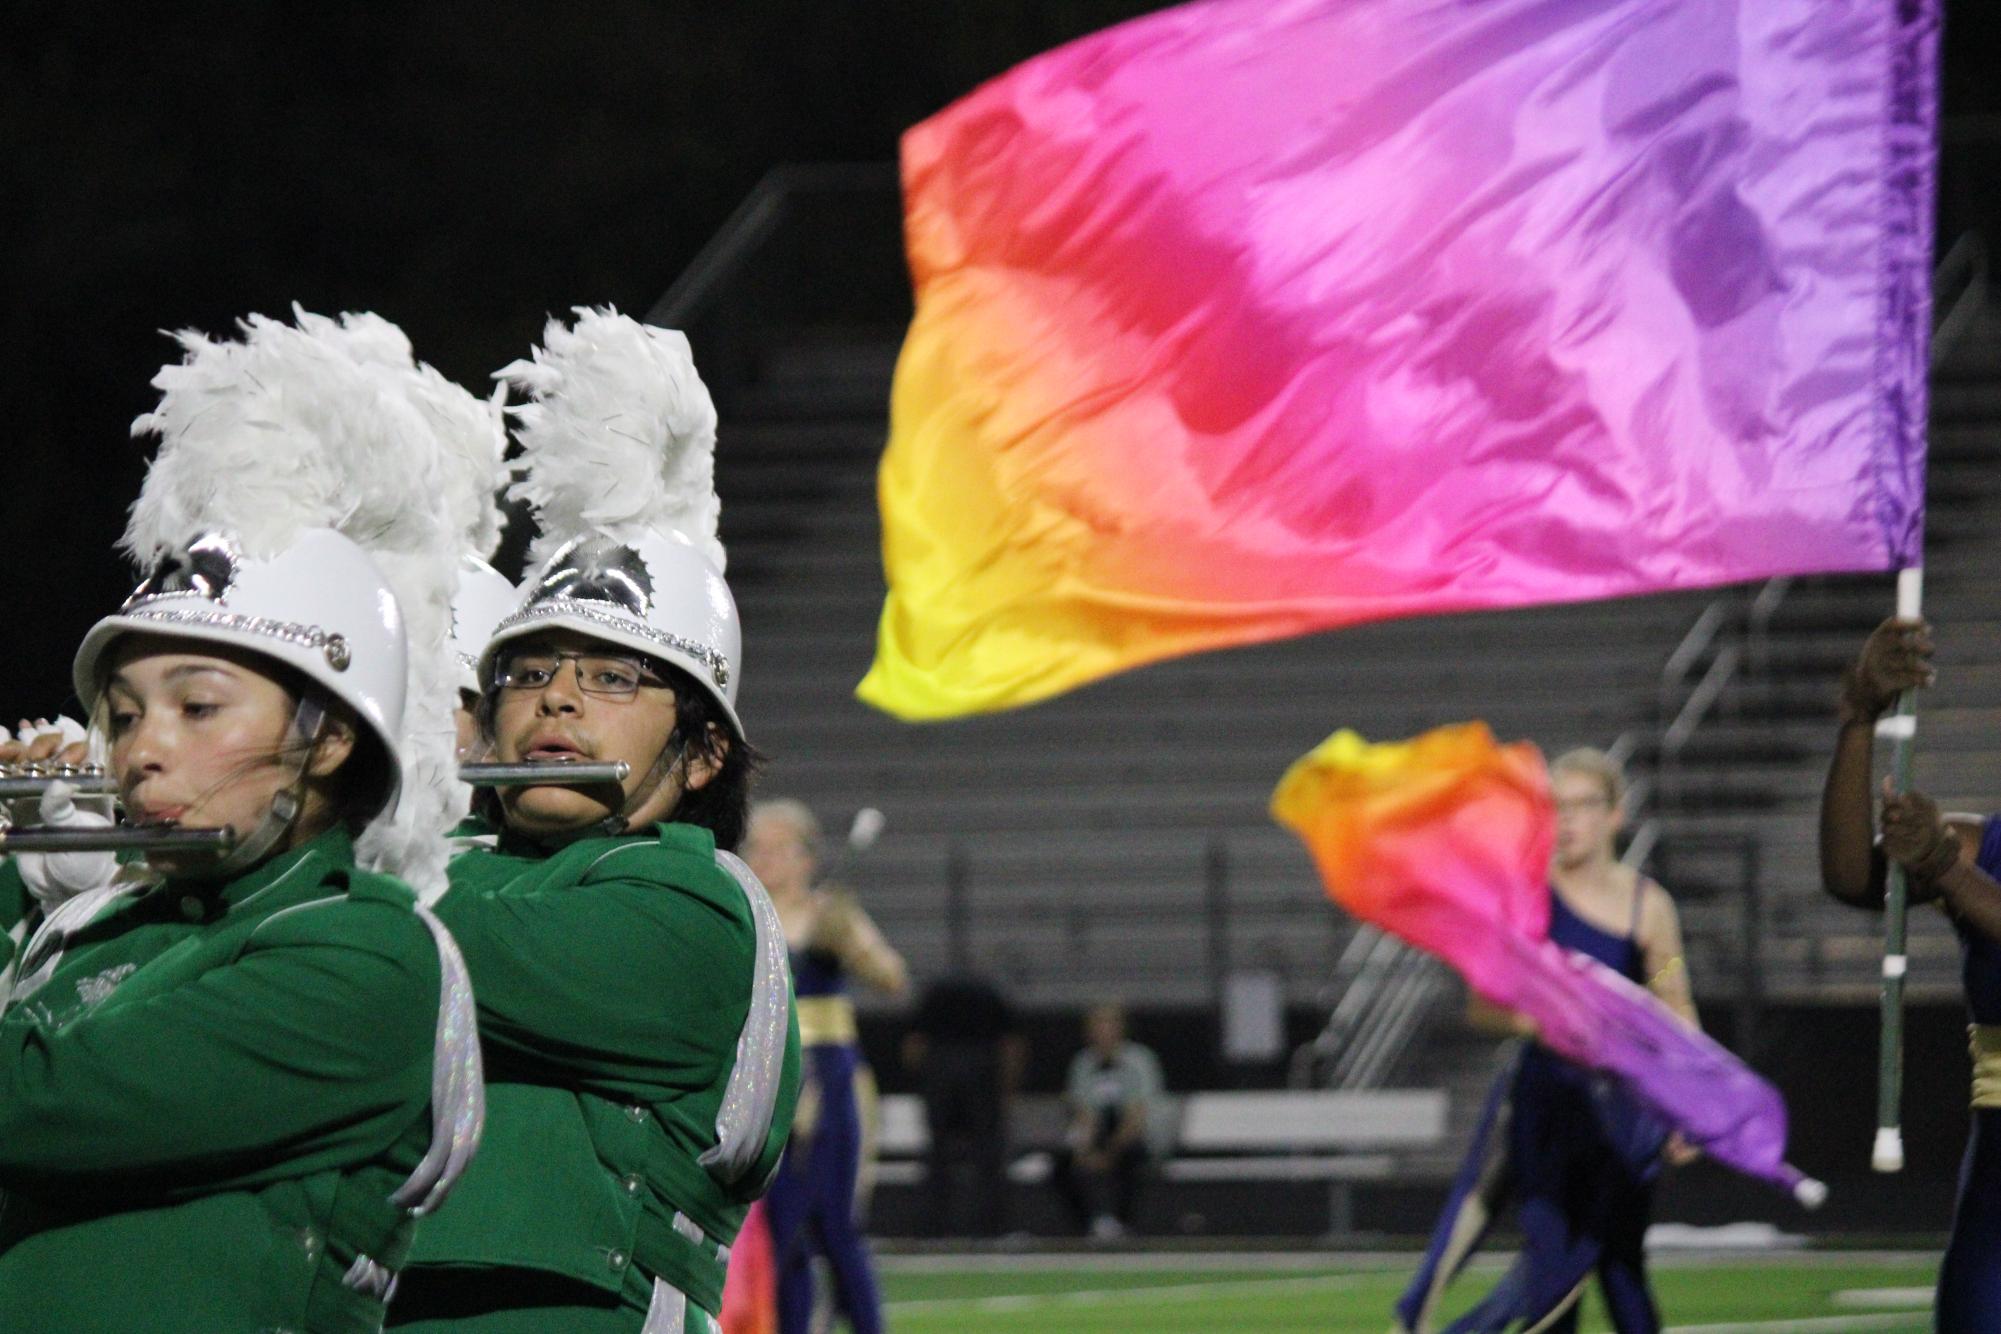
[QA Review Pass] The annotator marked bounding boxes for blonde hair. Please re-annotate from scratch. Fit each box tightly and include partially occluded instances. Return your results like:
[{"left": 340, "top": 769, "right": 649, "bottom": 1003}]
[
  {"left": 1551, "top": 747, "right": 1626, "bottom": 809},
  {"left": 750, "top": 797, "right": 823, "bottom": 857}
]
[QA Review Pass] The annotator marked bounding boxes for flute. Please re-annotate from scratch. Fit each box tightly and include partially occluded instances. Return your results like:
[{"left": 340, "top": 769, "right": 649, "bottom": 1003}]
[
  {"left": 0, "top": 825, "right": 237, "bottom": 855},
  {"left": 0, "top": 760, "right": 634, "bottom": 857},
  {"left": 458, "top": 761, "right": 630, "bottom": 787},
  {"left": 0, "top": 767, "right": 114, "bottom": 800},
  {"left": 0, "top": 760, "right": 631, "bottom": 800}
]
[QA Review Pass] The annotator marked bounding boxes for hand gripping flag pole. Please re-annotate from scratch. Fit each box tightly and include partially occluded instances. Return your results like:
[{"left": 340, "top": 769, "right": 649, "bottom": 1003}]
[{"left": 1874, "top": 566, "right": 1925, "bottom": 1174}]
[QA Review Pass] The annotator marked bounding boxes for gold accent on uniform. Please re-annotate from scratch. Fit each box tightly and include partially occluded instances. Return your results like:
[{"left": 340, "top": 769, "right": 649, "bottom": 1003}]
[
  {"left": 1970, "top": 1024, "right": 2001, "bottom": 1109},
  {"left": 796, "top": 995, "right": 858, "bottom": 1046}
]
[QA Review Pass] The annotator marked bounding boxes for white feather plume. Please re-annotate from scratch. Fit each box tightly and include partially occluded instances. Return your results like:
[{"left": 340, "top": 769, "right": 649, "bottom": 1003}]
[
  {"left": 123, "top": 305, "right": 481, "bottom": 902},
  {"left": 499, "top": 307, "right": 722, "bottom": 571},
  {"left": 424, "top": 375, "right": 510, "bottom": 564},
  {"left": 356, "top": 545, "right": 465, "bottom": 904},
  {"left": 127, "top": 310, "right": 444, "bottom": 568}
]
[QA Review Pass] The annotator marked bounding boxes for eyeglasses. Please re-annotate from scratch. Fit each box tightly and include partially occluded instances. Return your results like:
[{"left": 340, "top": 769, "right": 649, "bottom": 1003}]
[{"left": 493, "top": 651, "right": 668, "bottom": 700}]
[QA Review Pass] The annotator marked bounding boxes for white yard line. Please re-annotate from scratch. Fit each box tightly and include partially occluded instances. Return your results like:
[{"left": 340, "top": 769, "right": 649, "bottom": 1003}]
[
  {"left": 885, "top": 1271, "right": 1375, "bottom": 1312},
  {"left": 1831, "top": 1287, "right": 1934, "bottom": 1309},
  {"left": 878, "top": 1255, "right": 1938, "bottom": 1325},
  {"left": 876, "top": 1248, "right": 1936, "bottom": 1274},
  {"left": 889, "top": 1276, "right": 1934, "bottom": 1328},
  {"left": 1666, "top": 1318, "right": 1930, "bottom": 1333},
  {"left": 876, "top": 1250, "right": 1409, "bottom": 1273}
]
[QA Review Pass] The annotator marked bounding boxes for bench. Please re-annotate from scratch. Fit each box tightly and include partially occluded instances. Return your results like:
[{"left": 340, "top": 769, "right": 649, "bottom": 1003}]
[
  {"left": 1164, "top": 1088, "right": 1445, "bottom": 1171},
  {"left": 1164, "top": 1089, "right": 1449, "bottom": 1229},
  {"left": 869, "top": 1088, "right": 1450, "bottom": 1229},
  {"left": 870, "top": 1093, "right": 1072, "bottom": 1186}
]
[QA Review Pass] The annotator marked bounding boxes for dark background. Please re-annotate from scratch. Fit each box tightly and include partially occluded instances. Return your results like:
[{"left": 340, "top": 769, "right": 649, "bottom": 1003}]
[
  {"left": 6, "top": 1, "right": 1172, "bottom": 718},
  {"left": 7, "top": 3, "right": 1997, "bottom": 720}
]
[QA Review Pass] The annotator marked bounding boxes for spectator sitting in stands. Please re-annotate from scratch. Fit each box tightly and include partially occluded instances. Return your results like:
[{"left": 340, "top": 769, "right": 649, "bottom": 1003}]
[{"left": 1053, "top": 1001, "right": 1163, "bottom": 1241}]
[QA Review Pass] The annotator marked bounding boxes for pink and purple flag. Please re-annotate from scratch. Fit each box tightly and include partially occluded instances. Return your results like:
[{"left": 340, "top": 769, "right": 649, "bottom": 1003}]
[
  {"left": 1271, "top": 722, "right": 1820, "bottom": 1199},
  {"left": 861, "top": 0, "right": 1939, "bottom": 720}
]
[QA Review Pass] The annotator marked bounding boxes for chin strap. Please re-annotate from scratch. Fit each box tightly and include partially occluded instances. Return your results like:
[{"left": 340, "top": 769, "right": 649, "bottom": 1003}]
[
  {"left": 591, "top": 737, "right": 688, "bottom": 839},
  {"left": 206, "top": 697, "right": 328, "bottom": 878}
]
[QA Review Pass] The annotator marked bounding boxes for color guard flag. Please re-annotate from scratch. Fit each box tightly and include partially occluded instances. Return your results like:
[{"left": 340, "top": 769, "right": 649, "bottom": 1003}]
[
  {"left": 860, "top": 0, "right": 1938, "bottom": 720},
  {"left": 1272, "top": 722, "right": 1820, "bottom": 1200}
]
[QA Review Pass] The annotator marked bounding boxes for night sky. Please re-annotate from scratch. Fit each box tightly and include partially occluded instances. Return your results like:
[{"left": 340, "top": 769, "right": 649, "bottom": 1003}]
[{"left": 7, "top": 2, "right": 1995, "bottom": 718}]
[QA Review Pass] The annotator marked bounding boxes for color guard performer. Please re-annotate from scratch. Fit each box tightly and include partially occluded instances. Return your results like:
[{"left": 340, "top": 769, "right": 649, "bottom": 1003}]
[
  {"left": 1819, "top": 618, "right": 2001, "bottom": 1328},
  {"left": 742, "top": 799, "right": 906, "bottom": 1334},
  {"left": 1398, "top": 748, "right": 1696, "bottom": 1334}
]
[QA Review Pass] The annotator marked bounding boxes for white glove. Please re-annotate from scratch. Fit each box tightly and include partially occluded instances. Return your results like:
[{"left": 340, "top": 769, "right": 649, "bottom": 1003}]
[
  {"left": 16, "top": 779, "right": 120, "bottom": 909},
  {"left": 46, "top": 716, "right": 87, "bottom": 748},
  {"left": 1, "top": 716, "right": 92, "bottom": 833},
  {"left": 7, "top": 716, "right": 88, "bottom": 752}
]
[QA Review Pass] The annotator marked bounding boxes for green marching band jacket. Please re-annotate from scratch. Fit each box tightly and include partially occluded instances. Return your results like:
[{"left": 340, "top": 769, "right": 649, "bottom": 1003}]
[
  {"left": 0, "top": 826, "right": 480, "bottom": 1334},
  {"left": 402, "top": 819, "right": 801, "bottom": 1326}
]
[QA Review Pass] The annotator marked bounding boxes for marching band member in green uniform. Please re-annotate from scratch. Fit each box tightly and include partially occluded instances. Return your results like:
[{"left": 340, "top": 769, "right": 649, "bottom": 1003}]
[
  {"left": 0, "top": 310, "right": 490, "bottom": 1334},
  {"left": 391, "top": 310, "right": 800, "bottom": 1334}
]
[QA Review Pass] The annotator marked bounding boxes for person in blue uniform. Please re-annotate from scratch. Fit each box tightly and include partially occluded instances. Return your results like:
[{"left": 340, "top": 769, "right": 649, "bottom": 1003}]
[
  {"left": 743, "top": 799, "right": 907, "bottom": 1334},
  {"left": 1399, "top": 747, "right": 1697, "bottom": 1333},
  {"left": 1818, "top": 617, "right": 2001, "bottom": 1329}
]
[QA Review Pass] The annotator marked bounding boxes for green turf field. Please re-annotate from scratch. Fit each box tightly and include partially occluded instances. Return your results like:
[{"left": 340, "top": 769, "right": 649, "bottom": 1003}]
[{"left": 876, "top": 1253, "right": 1938, "bottom": 1332}]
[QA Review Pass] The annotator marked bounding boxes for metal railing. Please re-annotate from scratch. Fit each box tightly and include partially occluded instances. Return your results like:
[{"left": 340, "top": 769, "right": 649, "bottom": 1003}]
[
  {"left": 1289, "top": 928, "right": 1450, "bottom": 1089},
  {"left": 648, "top": 163, "right": 901, "bottom": 329},
  {"left": 1335, "top": 948, "right": 1449, "bottom": 1088},
  {"left": 1932, "top": 231, "right": 1989, "bottom": 367},
  {"left": 1618, "top": 585, "right": 1757, "bottom": 872},
  {"left": 645, "top": 163, "right": 906, "bottom": 408}
]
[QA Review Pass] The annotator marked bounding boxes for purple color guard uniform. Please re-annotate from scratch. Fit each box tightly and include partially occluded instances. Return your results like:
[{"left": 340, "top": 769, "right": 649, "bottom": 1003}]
[{"left": 1399, "top": 890, "right": 1668, "bottom": 1333}]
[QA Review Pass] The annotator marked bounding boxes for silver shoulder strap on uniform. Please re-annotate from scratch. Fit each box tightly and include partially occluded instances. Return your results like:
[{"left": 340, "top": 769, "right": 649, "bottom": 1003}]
[
  {"left": 392, "top": 904, "right": 485, "bottom": 1214},
  {"left": 342, "top": 903, "right": 487, "bottom": 1302},
  {"left": 698, "top": 850, "right": 793, "bottom": 1186},
  {"left": 0, "top": 916, "right": 28, "bottom": 1003}
]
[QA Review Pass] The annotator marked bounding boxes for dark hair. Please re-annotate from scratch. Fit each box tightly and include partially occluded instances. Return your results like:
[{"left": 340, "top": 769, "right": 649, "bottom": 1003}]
[
  {"left": 473, "top": 658, "right": 762, "bottom": 850},
  {"left": 327, "top": 724, "right": 396, "bottom": 834},
  {"left": 255, "top": 675, "right": 394, "bottom": 835},
  {"left": 661, "top": 666, "right": 761, "bottom": 852}
]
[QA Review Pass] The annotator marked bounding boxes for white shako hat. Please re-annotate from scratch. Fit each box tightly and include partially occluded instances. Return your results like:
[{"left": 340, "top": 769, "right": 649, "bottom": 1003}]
[
  {"left": 72, "top": 308, "right": 497, "bottom": 896},
  {"left": 76, "top": 528, "right": 406, "bottom": 779},
  {"left": 478, "top": 307, "right": 742, "bottom": 739},
  {"left": 450, "top": 558, "right": 520, "bottom": 694}
]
